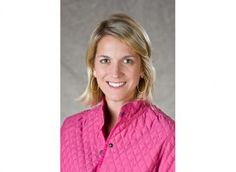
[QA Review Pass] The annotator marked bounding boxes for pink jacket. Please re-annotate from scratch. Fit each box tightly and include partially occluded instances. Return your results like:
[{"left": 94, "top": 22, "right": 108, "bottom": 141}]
[{"left": 61, "top": 99, "right": 175, "bottom": 172}]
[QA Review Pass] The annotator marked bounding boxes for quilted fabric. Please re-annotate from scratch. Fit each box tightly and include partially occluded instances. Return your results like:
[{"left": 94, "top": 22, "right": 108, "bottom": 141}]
[{"left": 61, "top": 99, "right": 175, "bottom": 172}]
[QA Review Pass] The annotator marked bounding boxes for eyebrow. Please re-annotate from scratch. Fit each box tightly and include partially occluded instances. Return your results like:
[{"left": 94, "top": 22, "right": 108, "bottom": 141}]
[
  {"left": 96, "top": 55, "right": 110, "bottom": 58},
  {"left": 96, "top": 55, "right": 135, "bottom": 58},
  {"left": 123, "top": 55, "right": 135, "bottom": 58}
]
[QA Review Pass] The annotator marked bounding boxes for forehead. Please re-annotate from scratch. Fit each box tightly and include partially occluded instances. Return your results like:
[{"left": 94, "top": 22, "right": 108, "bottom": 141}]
[{"left": 96, "top": 35, "right": 135, "bottom": 54}]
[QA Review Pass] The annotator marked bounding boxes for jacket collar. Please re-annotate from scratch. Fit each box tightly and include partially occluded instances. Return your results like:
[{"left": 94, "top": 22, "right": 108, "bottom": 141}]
[{"left": 96, "top": 97, "right": 149, "bottom": 129}]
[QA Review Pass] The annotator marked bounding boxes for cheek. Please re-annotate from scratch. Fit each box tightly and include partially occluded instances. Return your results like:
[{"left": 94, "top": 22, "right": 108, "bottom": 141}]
[
  {"left": 133, "top": 75, "right": 141, "bottom": 84},
  {"left": 94, "top": 68, "right": 106, "bottom": 79},
  {"left": 127, "top": 71, "right": 141, "bottom": 86},
  {"left": 129, "top": 67, "right": 142, "bottom": 79}
]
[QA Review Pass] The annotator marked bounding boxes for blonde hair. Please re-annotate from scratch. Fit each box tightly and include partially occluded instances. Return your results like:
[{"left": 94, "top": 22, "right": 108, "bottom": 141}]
[{"left": 79, "top": 13, "right": 156, "bottom": 106}]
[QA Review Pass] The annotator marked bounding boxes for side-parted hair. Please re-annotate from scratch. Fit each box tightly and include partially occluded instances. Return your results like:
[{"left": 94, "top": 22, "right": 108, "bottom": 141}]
[{"left": 79, "top": 13, "right": 156, "bottom": 106}]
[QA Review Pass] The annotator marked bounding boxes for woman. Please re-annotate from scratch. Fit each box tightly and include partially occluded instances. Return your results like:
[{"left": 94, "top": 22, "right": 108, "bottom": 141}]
[{"left": 61, "top": 14, "right": 175, "bottom": 172}]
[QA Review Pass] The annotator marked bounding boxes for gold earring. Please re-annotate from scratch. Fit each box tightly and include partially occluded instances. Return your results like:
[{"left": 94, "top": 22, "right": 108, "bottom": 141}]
[
  {"left": 90, "top": 77, "right": 99, "bottom": 92},
  {"left": 137, "top": 76, "right": 148, "bottom": 94},
  {"left": 137, "top": 85, "right": 145, "bottom": 94},
  {"left": 137, "top": 80, "right": 145, "bottom": 94}
]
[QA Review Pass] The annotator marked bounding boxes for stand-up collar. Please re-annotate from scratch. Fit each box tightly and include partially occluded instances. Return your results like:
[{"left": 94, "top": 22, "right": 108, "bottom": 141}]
[{"left": 96, "top": 97, "right": 149, "bottom": 129}]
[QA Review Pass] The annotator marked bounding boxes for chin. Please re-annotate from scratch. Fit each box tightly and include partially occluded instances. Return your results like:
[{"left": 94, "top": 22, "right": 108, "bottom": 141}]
[
  {"left": 105, "top": 93, "right": 133, "bottom": 103},
  {"left": 105, "top": 95, "right": 125, "bottom": 101}
]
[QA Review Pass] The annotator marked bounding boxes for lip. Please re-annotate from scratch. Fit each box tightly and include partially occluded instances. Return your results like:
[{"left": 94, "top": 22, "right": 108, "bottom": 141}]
[{"left": 106, "top": 81, "right": 126, "bottom": 88}]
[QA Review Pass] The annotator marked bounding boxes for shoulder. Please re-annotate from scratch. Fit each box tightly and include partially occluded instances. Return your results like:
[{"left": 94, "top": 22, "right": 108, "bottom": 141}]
[
  {"left": 144, "top": 102, "right": 175, "bottom": 137},
  {"left": 61, "top": 103, "right": 102, "bottom": 131}
]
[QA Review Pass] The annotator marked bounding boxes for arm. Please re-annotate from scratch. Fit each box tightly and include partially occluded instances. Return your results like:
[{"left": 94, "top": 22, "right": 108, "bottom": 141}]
[{"left": 158, "top": 131, "right": 175, "bottom": 172}]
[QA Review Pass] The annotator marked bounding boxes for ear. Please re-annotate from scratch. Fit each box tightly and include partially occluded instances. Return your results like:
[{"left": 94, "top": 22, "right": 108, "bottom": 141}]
[
  {"left": 93, "top": 69, "right": 97, "bottom": 78},
  {"left": 140, "top": 72, "right": 144, "bottom": 78},
  {"left": 140, "top": 64, "right": 144, "bottom": 78}
]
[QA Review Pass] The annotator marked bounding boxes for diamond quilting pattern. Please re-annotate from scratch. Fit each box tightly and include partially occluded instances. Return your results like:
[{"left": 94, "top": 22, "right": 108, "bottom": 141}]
[{"left": 61, "top": 99, "right": 175, "bottom": 172}]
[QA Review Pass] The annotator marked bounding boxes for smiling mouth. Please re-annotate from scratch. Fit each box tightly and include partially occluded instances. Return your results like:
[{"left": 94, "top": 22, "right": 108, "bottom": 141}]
[{"left": 107, "top": 81, "right": 126, "bottom": 88}]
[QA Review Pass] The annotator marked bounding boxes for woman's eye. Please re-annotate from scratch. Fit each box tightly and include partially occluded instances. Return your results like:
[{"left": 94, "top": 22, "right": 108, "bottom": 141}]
[
  {"left": 124, "top": 58, "right": 133, "bottom": 64},
  {"left": 99, "top": 59, "right": 110, "bottom": 64}
]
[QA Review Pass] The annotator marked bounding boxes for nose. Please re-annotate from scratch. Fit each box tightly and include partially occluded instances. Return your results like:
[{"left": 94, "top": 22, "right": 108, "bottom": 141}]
[{"left": 110, "top": 62, "right": 123, "bottom": 78}]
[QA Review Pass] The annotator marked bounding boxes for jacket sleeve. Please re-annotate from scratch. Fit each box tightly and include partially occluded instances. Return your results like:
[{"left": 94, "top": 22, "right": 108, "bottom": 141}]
[
  {"left": 61, "top": 118, "right": 77, "bottom": 172},
  {"left": 61, "top": 119, "right": 68, "bottom": 172},
  {"left": 158, "top": 129, "right": 175, "bottom": 172}
]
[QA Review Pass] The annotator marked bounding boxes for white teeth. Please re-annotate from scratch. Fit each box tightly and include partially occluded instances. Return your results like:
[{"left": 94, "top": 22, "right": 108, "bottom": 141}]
[{"left": 108, "top": 82, "right": 126, "bottom": 88}]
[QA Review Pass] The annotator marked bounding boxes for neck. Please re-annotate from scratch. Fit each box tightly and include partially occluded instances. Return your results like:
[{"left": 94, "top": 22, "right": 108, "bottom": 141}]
[
  {"left": 104, "top": 91, "right": 136, "bottom": 118},
  {"left": 106, "top": 101, "right": 122, "bottom": 118},
  {"left": 102, "top": 97, "right": 133, "bottom": 139},
  {"left": 105, "top": 97, "right": 134, "bottom": 119}
]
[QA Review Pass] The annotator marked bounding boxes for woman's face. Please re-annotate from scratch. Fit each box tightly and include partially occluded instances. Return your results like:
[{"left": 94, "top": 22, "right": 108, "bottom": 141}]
[{"left": 93, "top": 35, "right": 143, "bottom": 104}]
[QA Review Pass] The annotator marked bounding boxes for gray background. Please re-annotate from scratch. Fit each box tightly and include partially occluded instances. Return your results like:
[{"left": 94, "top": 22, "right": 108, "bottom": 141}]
[{"left": 61, "top": 0, "right": 175, "bottom": 123}]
